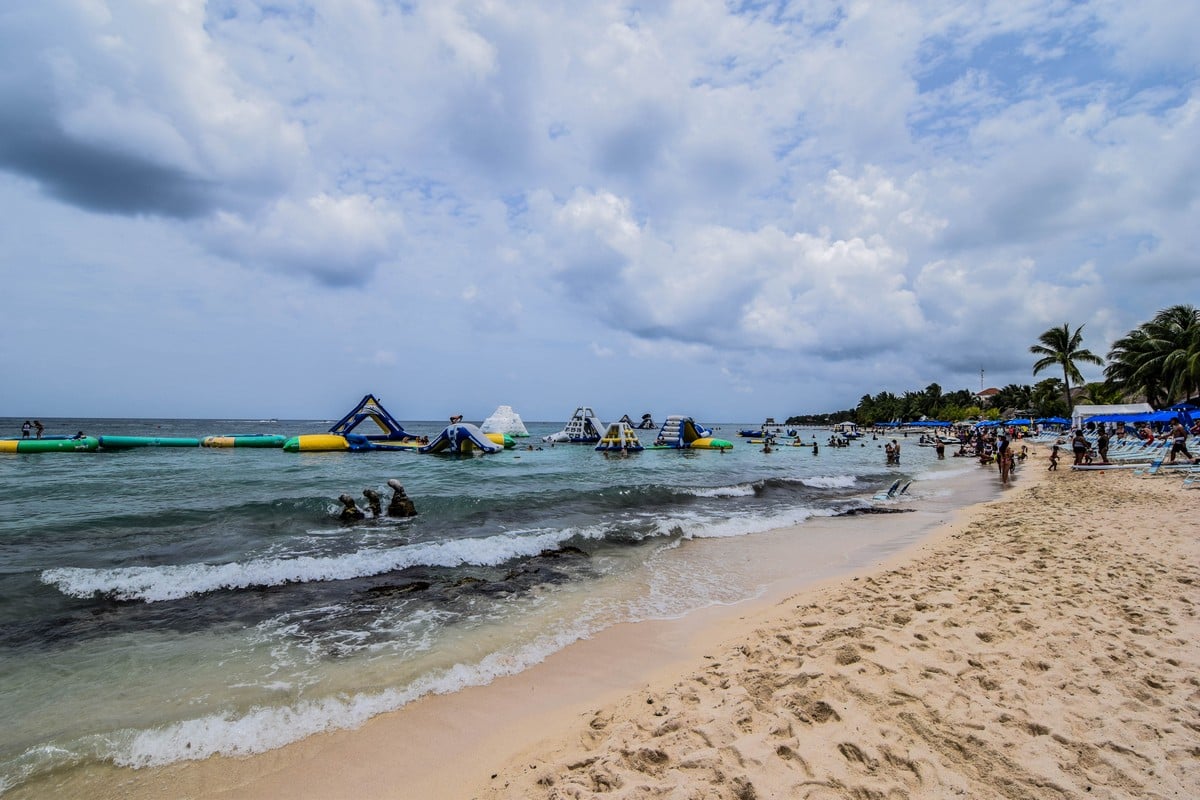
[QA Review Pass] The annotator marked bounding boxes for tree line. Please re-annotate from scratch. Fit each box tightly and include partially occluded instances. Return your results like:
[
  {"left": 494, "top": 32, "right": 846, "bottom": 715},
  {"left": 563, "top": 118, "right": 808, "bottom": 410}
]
[{"left": 785, "top": 304, "right": 1199, "bottom": 427}]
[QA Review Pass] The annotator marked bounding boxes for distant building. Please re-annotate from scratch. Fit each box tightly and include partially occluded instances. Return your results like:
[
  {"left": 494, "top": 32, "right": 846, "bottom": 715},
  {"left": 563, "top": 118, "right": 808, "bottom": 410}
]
[{"left": 974, "top": 387, "right": 1000, "bottom": 405}]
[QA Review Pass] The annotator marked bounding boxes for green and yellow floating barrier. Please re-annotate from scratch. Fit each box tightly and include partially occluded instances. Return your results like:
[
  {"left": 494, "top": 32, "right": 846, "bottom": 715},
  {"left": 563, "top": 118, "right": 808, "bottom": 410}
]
[
  {"left": 0, "top": 437, "right": 100, "bottom": 453},
  {"left": 201, "top": 434, "right": 287, "bottom": 448}
]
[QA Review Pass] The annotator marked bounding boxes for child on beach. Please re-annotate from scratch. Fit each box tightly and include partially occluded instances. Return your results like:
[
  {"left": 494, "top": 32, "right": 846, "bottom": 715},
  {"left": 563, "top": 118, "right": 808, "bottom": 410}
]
[{"left": 1048, "top": 444, "right": 1059, "bottom": 471}]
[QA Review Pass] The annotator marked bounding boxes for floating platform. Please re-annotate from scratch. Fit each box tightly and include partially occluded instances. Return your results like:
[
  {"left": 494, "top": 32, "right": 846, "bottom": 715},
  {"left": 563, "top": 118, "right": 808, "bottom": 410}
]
[
  {"left": 283, "top": 433, "right": 352, "bottom": 452},
  {"left": 201, "top": 434, "right": 288, "bottom": 448},
  {"left": 0, "top": 436, "right": 100, "bottom": 453}
]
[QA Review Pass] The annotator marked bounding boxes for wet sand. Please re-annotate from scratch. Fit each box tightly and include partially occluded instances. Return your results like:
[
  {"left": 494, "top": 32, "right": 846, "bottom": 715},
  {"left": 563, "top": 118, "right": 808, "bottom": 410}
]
[{"left": 23, "top": 451, "right": 1199, "bottom": 799}]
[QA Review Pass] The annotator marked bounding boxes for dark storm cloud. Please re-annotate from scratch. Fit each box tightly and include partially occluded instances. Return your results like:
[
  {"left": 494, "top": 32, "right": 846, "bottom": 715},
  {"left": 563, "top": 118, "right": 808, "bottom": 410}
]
[{"left": 0, "top": 109, "right": 217, "bottom": 219}]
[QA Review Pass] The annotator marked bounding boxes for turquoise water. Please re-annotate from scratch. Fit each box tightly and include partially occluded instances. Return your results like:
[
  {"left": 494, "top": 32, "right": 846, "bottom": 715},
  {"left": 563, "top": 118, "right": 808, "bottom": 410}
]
[{"left": 0, "top": 416, "right": 983, "bottom": 794}]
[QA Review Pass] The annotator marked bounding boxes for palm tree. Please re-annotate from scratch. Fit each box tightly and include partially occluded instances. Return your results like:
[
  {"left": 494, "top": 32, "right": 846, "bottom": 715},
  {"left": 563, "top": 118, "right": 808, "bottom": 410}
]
[
  {"left": 1105, "top": 326, "right": 1165, "bottom": 406},
  {"left": 1030, "top": 323, "right": 1104, "bottom": 416},
  {"left": 1147, "top": 305, "right": 1200, "bottom": 404},
  {"left": 1105, "top": 305, "right": 1200, "bottom": 406}
]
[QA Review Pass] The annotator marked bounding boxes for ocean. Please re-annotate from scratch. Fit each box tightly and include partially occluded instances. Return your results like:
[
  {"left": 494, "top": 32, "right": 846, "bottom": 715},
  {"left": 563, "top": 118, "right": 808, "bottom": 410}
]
[{"left": 0, "top": 415, "right": 992, "bottom": 795}]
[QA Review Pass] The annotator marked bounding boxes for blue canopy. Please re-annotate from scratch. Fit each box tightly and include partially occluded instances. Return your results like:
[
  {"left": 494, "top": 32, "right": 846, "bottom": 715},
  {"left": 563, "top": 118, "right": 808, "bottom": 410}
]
[
  {"left": 1082, "top": 410, "right": 1178, "bottom": 424},
  {"left": 1036, "top": 417, "right": 1070, "bottom": 425}
]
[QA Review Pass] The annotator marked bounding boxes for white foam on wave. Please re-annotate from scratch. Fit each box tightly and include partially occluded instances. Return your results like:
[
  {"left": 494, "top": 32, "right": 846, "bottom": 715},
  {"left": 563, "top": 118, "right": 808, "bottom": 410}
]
[
  {"left": 913, "top": 465, "right": 976, "bottom": 482},
  {"left": 685, "top": 504, "right": 827, "bottom": 539},
  {"left": 40, "top": 527, "right": 604, "bottom": 603},
  {"left": 104, "top": 626, "right": 597, "bottom": 770},
  {"left": 800, "top": 474, "right": 858, "bottom": 489},
  {"left": 681, "top": 483, "right": 756, "bottom": 498}
]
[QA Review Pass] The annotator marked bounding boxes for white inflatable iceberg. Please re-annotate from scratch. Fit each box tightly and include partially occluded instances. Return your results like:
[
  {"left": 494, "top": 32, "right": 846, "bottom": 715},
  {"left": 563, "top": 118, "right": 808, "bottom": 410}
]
[{"left": 480, "top": 405, "right": 530, "bottom": 437}]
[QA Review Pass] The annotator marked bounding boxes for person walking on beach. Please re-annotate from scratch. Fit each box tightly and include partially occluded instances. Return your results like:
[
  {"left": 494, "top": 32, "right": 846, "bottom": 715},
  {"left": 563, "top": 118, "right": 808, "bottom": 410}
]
[
  {"left": 1071, "top": 430, "right": 1088, "bottom": 466},
  {"left": 1096, "top": 426, "right": 1110, "bottom": 464},
  {"left": 997, "top": 434, "right": 1011, "bottom": 484},
  {"left": 1048, "top": 444, "right": 1060, "bottom": 471},
  {"left": 33, "top": 420, "right": 44, "bottom": 439},
  {"left": 21, "top": 420, "right": 31, "bottom": 439},
  {"left": 1166, "top": 418, "right": 1196, "bottom": 464}
]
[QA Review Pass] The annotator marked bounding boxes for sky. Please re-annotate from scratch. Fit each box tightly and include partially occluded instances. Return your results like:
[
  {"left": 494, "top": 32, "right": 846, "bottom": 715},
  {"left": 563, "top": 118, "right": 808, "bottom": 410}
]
[{"left": 1, "top": 1, "right": 1197, "bottom": 423}]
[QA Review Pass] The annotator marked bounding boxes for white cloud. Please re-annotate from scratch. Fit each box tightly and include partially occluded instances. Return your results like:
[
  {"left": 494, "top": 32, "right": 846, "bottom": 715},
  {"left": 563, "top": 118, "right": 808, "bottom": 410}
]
[
  {"left": 2, "top": 0, "right": 1198, "bottom": 418},
  {"left": 204, "top": 193, "right": 403, "bottom": 286}
]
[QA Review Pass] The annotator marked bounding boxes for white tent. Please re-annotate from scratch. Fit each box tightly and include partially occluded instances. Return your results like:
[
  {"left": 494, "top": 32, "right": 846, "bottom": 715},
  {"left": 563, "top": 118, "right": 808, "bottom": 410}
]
[{"left": 1071, "top": 403, "right": 1153, "bottom": 429}]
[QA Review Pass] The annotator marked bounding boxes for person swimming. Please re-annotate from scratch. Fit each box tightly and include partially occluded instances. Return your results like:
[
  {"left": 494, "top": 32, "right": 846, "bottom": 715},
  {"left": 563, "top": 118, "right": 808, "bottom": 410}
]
[
  {"left": 386, "top": 479, "right": 418, "bottom": 517},
  {"left": 362, "top": 488, "right": 383, "bottom": 517},
  {"left": 338, "top": 493, "right": 365, "bottom": 522}
]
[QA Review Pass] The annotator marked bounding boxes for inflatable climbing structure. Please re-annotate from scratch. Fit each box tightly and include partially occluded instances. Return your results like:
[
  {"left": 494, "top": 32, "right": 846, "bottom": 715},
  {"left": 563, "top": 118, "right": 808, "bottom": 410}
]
[
  {"left": 283, "top": 394, "right": 419, "bottom": 452},
  {"left": 653, "top": 415, "right": 733, "bottom": 450},
  {"left": 419, "top": 423, "right": 503, "bottom": 455},
  {"left": 543, "top": 407, "right": 604, "bottom": 443}
]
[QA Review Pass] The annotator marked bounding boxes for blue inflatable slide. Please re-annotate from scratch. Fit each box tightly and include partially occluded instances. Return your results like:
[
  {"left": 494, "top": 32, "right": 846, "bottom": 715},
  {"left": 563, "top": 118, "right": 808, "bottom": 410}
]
[{"left": 418, "top": 423, "right": 503, "bottom": 455}]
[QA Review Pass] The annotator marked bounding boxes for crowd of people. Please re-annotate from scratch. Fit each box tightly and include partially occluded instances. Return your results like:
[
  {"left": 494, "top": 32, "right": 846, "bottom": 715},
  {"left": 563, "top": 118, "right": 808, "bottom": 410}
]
[
  {"left": 337, "top": 479, "right": 418, "bottom": 522},
  {"left": 1055, "top": 417, "right": 1198, "bottom": 467}
]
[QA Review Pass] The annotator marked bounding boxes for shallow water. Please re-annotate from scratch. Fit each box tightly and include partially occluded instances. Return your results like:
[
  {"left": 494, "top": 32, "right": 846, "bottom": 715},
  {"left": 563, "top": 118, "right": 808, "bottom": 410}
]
[{"left": 0, "top": 416, "right": 989, "bottom": 794}]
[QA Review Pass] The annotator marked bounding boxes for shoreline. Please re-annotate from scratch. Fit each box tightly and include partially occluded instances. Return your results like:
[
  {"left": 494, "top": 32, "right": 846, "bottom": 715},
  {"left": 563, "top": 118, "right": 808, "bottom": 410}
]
[
  {"left": 13, "top": 455, "right": 1000, "bottom": 799},
  {"left": 482, "top": 452, "right": 1199, "bottom": 799},
  {"left": 21, "top": 449, "right": 1199, "bottom": 798}
]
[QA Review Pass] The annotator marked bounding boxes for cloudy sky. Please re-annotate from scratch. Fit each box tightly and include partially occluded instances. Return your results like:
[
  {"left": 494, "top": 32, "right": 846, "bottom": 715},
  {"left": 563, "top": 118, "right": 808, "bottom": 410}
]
[{"left": 1, "top": 1, "right": 1197, "bottom": 422}]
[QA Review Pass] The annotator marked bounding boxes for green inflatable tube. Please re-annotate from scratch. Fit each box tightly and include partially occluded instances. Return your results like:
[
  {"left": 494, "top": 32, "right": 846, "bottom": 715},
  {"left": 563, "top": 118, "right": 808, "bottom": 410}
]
[
  {"left": 0, "top": 437, "right": 100, "bottom": 453},
  {"left": 98, "top": 435, "right": 201, "bottom": 449}
]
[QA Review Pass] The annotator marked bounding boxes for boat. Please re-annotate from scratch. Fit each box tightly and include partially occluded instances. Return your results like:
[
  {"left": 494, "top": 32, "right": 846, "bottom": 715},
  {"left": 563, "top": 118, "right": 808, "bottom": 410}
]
[
  {"left": 480, "top": 405, "right": 530, "bottom": 437},
  {"left": 832, "top": 421, "right": 862, "bottom": 439},
  {"left": 595, "top": 421, "right": 644, "bottom": 452},
  {"left": 543, "top": 407, "right": 604, "bottom": 443}
]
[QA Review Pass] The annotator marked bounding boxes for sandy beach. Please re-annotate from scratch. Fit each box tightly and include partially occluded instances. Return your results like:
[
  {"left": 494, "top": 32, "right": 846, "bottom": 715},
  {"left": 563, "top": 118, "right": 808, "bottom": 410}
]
[
  {"left": 475, "top": 456, "right": 1199, "bottom": 800},
  {"left": 22, "top": 450, "right": 1199, "bottom": 800}
]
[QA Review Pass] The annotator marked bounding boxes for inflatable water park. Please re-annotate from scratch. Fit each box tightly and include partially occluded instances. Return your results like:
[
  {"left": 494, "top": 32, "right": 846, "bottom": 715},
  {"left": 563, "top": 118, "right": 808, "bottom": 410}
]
[{"left": 3, "top": 396, "right": 734, "bottom": 456}]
